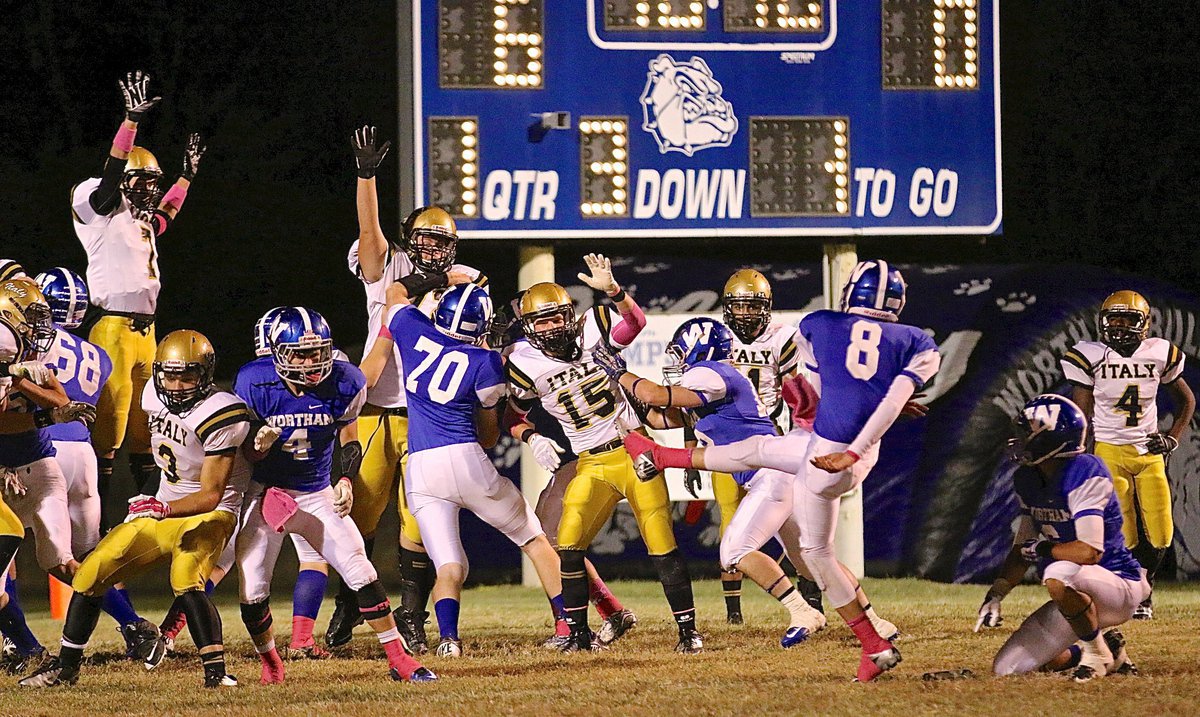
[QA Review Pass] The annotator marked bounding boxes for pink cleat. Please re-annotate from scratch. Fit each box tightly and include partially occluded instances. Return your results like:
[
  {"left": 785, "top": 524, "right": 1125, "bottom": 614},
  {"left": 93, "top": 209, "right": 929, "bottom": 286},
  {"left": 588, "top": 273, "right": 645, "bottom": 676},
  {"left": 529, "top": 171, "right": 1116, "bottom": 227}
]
[
  {"left": 258, "top": 648, "right": 286, "bottom": 685},
  {"left": 855, "top": 643, "right": 902, "bottom": 682}
]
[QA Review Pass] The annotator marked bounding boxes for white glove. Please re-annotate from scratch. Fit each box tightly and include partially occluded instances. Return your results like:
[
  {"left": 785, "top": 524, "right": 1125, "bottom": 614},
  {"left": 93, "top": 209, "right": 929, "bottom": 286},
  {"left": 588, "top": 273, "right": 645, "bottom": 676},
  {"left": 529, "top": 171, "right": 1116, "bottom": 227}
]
[
  {"left": 8, "top": 361, "right": 53, "bottom": 386},
  {"left": 2, "top": 466, "right": 26, "bottom": 497},
  {"left": 254, "top": 425, "right": 283, "bottom": 452},
  {"left": 973, "top": 594, "right": 1003, "bottom": 632},
  {"left": 529, "top": 433, "right": 566, "bottom": 472},
  {"left": 333, "top": 478, "right": 354, "bottom": 518},
  {"left": 577, "top": 253, "right": 620, "bottom": 295}
]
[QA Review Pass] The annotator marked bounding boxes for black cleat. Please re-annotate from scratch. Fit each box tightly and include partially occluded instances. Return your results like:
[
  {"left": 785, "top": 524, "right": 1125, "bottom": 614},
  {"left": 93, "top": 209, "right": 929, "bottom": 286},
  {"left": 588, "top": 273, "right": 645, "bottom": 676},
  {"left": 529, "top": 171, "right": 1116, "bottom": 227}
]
[
  {"left": 18, "top": 656, "right": 79, "bottom": 688},
  {"left": 1132, "top": 596, "right": 1153, "bottom": 620},
  {"left": 325, "top": 596, "right": 364, "bottom": 649},
  {"left": 394, "top": 608, "right": 429, "bottom": 655},
  {"left": 726, "top": 611, "right": 744, "bottom": 625},
  {"left": 204, "top": 671, "right": 239, "bottom": 688},
  {"left": 675, "top": 627, "right": 704, "bottom": 654},
  {"left": 119, "top": 620, "right": 166, "bottom": 670},
  {"left": 560, "top": 630, "right": 605, "bottom": 653},
  {"left": 3, "top": 646, "right": 45, "bottom": 676},
  {"left": 392, "top": 665, "right": 438, "bottom": 682},
  {"left": 596, "top": 609, "right": 638, "bottom": 646},
  {"left": 1104, "top": 628, "right": 1139, "bottom": 676}
]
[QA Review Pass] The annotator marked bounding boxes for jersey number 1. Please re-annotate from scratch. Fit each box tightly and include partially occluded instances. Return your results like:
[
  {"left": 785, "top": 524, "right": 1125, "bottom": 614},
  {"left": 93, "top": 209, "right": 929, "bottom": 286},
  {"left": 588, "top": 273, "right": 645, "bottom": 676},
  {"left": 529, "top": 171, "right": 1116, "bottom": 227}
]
[{"left": 845, "top": 320, "right": 882, "bottom": 380}]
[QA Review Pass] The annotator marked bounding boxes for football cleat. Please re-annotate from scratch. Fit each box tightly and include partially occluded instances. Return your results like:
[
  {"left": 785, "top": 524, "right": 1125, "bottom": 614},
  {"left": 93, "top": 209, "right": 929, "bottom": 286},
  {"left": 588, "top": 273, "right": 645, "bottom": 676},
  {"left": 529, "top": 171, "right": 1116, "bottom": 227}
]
[
  {"left": 3, "top": 646, "right": 46, "bottom": 676},
  {"left": 435, "top": 637, "right": 462, "bottom": 658},
  {"left": 393, "top": 666, "right": 439, "bottom": 683},
  {"left": 726, "top": 611, "right": 744, "bottom": 625},
  {"left": 855, "top": 644, "right": 902, "bottom": 682},
  {"left": 596, "top": 609, "right": 638, "bottom": 646},
  {"left": 674, "top": 628, "right": 704, "bottom": 655},
  {"left": 162, "top": 634, "right": 176, "bottom": 657},
  {"left": 560, "top": 630, "right": 606, "bottom": 653},
  {"left": 119, "top": 619, "right": 167, "bottom": 670},
  {"left": 2, "top": 637, "right": 15, "bottom": 660},
  {"left": 1132, "top": 597, "right": 1153, "bottom": 620},
  {"left": 325, "top": 596, "right": 364, "bottom": 649},
  {"left": 1104, "top": 628, "right": 1139, "bottom": 676},
  {"left": 394, "top": 608, "right": 430, "bottom": 655},
  {"left": 780, "top": 626, "right": 811, "bottom": 649},
  {"left": 542, "top": 634, "right": 572, "bottom": 650},
  {"left": 282, "top": 643, "right": 332, "bottom": 660},
  {"left": 1070, "top": 664, "right": 1102, "bottom": 683},
  {"left": 204, "top": 672, "right": 239, "bottom": 688},
  {"left": 18, "top": 656, "right": 78, "bottom": 688}
]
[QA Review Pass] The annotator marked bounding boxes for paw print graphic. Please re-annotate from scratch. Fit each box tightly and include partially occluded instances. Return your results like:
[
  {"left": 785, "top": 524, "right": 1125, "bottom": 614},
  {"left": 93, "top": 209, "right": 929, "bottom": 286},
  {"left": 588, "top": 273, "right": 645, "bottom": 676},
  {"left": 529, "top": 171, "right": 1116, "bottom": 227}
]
[
  {"left": 996, "top": 291, "right": 1036, "bottom": 313},
  {"left": 922, "top": 265, "right": 960, "bottom": 274},
  {"left": 953, "top": 278, "right": 993, "bottom": 296},
  {"left": 633, "top": 262, "right": 671, "bottom": 274}
]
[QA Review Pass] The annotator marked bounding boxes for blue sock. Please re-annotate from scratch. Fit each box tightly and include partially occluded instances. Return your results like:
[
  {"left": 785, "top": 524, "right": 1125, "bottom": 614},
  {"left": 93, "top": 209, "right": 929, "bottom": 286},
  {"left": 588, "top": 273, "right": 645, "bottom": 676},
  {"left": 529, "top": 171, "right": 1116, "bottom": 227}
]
[
  {"left": 434, "top": 598, "right": 460, "bottom": 640},
  {"left": 1065, "top": 644, "right": 1082, "bottom": 668},
  {"left": 0, "top": 579, "right": 43, "bottom": 655},
  {"left": 205, "top": 579, "right": 215, "bottom": 596},
  {"left": 292, "top": 570, "right": 327, "bottom": 620},
  {"left": 101, "top": 587, "right": 141, "bottom": 627},
  {"left": 549, "top": 593, "right": 565, "bottom": 620}
]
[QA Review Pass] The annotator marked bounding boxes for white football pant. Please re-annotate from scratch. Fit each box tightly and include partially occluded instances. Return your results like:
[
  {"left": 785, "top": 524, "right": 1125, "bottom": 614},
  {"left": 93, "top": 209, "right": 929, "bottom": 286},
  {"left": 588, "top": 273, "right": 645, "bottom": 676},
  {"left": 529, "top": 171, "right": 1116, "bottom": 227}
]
[
  {"left": 52, "top": 440, "right": 101, "bottom": 556},
  {"left": 6, "top": 457, "right": 75, "bottom": 570}
]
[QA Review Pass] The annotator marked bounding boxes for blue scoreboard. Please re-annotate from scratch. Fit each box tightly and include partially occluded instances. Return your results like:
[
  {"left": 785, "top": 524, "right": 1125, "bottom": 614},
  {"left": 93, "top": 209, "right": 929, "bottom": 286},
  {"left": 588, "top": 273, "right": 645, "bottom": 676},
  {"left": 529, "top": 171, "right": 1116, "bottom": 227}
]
[{"left": 413, "top": 1, "right": 1000, "bottom": 238}]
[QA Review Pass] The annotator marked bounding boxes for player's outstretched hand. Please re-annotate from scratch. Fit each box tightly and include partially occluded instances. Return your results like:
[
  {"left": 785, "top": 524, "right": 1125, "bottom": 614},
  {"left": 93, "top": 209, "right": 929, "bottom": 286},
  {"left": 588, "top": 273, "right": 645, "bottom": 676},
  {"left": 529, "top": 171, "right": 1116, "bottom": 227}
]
[
  {"left": 810, "top": 451, "right": 857, "bottom": 474},
  {"left": 333, "top": 477, "right": 354, "bottom": 517},
  {"left": 973, "top": 593, "right": 1003, "bottom": 632},
  {"left": 254, "top": 425, "right": 283, "bottom": 453},
  {"left": 683, "top": 468, "right": 703, "bottom": 499},
  {"left": 2, "top": 467, "right": 27, "bottom": 497},
  {"left": 51, "top": 401, "right": 97, "bottom": 427},
  {"left": 352, "top": 125, "right": 391, "bottom": 179},
  {"left": 119, "top": 71, "right": 162, "bottom": 123},
  {"left": 7, "top": 361, "right": 54, "bottom": 386},
  {"left": 590, "top": 341, "right": 627, "bottom": 379},
  {"left": 577, "top": 253, "right": 620, "bottom": 295},
  {"left": 182, "top": 133, "right": 205, "bottom": 180},
  {"left": 901, "top": 394, "right": 929, "bottom": 418},
  {"left": 530, "top": 434, "right": 565, "bottom": 472},
  {"left": 1146, "top": 432, "right": 1179, "bottom": 456}
]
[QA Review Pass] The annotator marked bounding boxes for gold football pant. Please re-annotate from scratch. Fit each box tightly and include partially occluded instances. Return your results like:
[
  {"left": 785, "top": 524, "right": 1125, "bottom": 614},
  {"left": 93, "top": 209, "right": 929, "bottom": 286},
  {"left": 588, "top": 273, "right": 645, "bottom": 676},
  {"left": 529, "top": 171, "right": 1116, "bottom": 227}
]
[
  {"left": 352, "top": 405, "right": 422, "bottom": 545},
  {"left": 557, "top": 446, "right": 677, "bottom": 556},
  {"left": 712, "top": 471, "right": 746, "bottom": 537},
  {"left": 72, "top": 510, "right": 235, "bottom": 597},
  {"left": 89, "top": 316, "right": 155, "bottom": 456},
  {"left": 1095, "top": 442, "right": 1173, "bottom": 549},
  {"left": 0, "top": 498, "right": 22, "bottom": 538}
]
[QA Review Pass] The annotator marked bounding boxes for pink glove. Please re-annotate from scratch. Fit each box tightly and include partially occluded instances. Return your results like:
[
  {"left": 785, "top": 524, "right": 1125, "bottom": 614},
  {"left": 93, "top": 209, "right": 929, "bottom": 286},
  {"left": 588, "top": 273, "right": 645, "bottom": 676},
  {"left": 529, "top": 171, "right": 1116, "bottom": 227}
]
[{"left": 127, "top": 495, "right": 171, "bottom": 521}]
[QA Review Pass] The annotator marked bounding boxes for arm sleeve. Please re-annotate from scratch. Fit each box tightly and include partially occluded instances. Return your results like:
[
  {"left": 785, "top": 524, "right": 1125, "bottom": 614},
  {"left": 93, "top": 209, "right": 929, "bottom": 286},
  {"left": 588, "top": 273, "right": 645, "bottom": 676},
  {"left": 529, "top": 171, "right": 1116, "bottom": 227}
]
[
  {"left": 1066, "top": 474, "right": 1113, "bottom": 520},
  {"left": 1163, "top": 343, "right": 1185, "bottom": 384},
  {"left": 847, "top": 375, "right": 917, "bottom": 456},
  {"left": 88, "top": 159, "right": 125, "bottom": 217},
  {"left": 475, "top": 352, "right": 508, "bottom": 409},
  {"left": 71, "top": 178, "right": 109, "bottom": 228},
  {"left": 610, "top": 301, "right": 647, "bottom": 348},
  {"left": 1061, "top": 346, "right": 1095, "bottom": 387},
  {"left": 678, "top": 366, "right": 727, "bottom": 405}
]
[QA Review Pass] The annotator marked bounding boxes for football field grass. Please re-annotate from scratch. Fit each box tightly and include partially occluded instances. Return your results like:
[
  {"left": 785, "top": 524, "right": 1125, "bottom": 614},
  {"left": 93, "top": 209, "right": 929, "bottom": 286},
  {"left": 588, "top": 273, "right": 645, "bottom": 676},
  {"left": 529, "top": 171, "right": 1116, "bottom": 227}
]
[{"left": 2, "top": 578, "right": 1198, "bottom": 716}]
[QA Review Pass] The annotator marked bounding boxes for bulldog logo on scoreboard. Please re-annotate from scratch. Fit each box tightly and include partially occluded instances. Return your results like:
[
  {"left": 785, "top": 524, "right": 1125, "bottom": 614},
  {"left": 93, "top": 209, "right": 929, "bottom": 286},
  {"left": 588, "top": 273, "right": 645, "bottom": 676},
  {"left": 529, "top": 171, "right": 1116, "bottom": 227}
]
[{"left": 639, "top": 54, "right": 738, "bottom": 157}]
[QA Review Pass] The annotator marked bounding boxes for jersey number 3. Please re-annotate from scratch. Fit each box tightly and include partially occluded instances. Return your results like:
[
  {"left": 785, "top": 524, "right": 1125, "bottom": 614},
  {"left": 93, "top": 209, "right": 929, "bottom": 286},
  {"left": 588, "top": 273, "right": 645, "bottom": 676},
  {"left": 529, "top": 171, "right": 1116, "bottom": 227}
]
[{"left": 845, "top": 320, "right": 882, "bottom": 381}]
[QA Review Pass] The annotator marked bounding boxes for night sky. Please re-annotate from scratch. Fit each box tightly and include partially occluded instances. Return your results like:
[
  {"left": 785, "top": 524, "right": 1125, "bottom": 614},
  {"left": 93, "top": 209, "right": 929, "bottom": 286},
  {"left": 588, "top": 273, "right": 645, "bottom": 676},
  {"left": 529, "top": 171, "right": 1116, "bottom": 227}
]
[{"left": 2, "top": 0, "right": 1196, "bottom": 377}]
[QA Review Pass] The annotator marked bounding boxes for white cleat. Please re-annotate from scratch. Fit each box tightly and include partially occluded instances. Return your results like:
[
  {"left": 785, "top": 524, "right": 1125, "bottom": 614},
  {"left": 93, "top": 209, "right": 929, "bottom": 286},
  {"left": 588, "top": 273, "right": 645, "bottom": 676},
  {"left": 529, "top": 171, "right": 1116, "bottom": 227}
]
[{"left": 435, "top": 638, "right": 462, "bottom": 658}]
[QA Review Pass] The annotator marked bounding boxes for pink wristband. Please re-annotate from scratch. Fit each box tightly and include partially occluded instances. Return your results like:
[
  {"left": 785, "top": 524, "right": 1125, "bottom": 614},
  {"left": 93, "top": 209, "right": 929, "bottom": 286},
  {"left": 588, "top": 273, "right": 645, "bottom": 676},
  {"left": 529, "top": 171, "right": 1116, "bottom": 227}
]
[
  {"left": 162, "top": 183, "right": 188, "bottom": 210},
  {"left": 113, "top": 125, "right": 137, "bottom": 153},
  {"left": 845, "top": 449, "right": 861, "bottom": 462}
]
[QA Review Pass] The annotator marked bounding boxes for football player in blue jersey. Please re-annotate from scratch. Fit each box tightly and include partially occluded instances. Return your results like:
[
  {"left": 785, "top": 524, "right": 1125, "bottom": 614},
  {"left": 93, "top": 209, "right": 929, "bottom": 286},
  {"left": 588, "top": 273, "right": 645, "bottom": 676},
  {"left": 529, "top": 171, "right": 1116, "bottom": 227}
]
[
  {"left": 157, "top": 307, "right": 337, "bottom": 660},
  {"left": 592, "top": 317, "right": 827, "bottom": 647},
  {"left": 980, "top": 394, "right": 1149, "bottom": 682},
  {"left": 624, "top": 260, "right": 939, "bottom": 681},
  {"left": 360, "top": 283, "right": 566, "bottom": 657},
  {"left": 233, "top": 307, "right": 434, "bottom": 684}
]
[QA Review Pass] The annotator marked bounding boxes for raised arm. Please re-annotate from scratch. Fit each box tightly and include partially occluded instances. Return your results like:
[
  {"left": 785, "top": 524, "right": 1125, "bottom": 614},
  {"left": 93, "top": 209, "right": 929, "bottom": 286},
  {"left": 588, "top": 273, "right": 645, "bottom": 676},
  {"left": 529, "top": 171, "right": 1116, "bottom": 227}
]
[
  {"left": 90, "top": 71, "right": 162, "bottom": 216},
  {"left": 352, "top": 125, "right": 393, "bottom": 283},
  {"left": 149, "top": 133, "right": 204, "bottom": 236}
]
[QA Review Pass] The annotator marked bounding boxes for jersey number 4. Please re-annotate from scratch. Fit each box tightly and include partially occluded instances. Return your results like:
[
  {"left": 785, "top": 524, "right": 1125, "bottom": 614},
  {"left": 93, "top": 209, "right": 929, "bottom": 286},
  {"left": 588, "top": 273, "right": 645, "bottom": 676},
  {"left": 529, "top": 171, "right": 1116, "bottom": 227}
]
[
  {"left": 406, "top": 336, "right": 470, "bottom": 405},
  {"left": 1114, "top": 385, "right": 1142, "bottom": 427},
  {"left": 845, "top": 320, "right": 882, "bottom": 381}
]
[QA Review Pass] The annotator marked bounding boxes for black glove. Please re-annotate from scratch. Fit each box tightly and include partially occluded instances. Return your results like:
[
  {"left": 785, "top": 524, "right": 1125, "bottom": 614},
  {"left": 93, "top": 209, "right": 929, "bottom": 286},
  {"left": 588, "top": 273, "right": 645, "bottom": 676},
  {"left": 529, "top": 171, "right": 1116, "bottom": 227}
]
[
  {"left": 487, "top": 306, "right": 514, "bottom": 350},
  {"left": 1146, "top": 432, "right": 1179, "bottom": 456},
  {"left": 352, "top": 125, "right": 391, "bottom": 179},
  {"left": 684, "top": 468, "right": 702, "bottom": 499},
  {"left": 119, "top": 71, "right": 162, "bottom": 123},
  {"left": 182, "top": 133, "right": 205, "bottom": 180},
  {"left": 590, "top": 341, "right": 627, "bottom": 380}
]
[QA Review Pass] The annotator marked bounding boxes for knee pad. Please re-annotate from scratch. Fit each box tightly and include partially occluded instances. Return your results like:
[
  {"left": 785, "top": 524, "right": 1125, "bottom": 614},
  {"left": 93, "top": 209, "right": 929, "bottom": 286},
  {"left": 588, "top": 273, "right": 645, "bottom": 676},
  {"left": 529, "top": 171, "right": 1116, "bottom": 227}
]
[
  {"left": 718, "top": 534, "right": 746, "bottom": 573},
  {"left": 240, "top": 599, "right": 272, "bottom": 635},
  {"left": 649, "top": 550, "right": 690, "bottom": 589},
  {"left": 1041, "top": 560, "right": 1082, "bottom": 586},
  {"left": 355, "top": 579, "right": 391, "bottom": 620}
]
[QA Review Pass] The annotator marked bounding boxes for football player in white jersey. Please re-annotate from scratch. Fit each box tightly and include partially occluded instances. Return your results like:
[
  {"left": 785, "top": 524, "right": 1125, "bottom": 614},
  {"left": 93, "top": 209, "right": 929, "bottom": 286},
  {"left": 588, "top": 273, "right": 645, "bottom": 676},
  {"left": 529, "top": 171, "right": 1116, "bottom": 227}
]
[
  {"left": 507, "top": 258, "right": 701, "bottom": 654},
  {"left": 20, "top": 330, "right": 244, "bottom": 688},
  {"left": 707, "top": 269, "right": 821, "bottom": 621},
  {"left": 1060, "top": 290, "right": 1195, "bottom": 619},
  {"left": 72, "top": 71, "right": 206, "bottom": 518},
  {"left": 331, "top": 125, "right": 483, "bottom": 653}
]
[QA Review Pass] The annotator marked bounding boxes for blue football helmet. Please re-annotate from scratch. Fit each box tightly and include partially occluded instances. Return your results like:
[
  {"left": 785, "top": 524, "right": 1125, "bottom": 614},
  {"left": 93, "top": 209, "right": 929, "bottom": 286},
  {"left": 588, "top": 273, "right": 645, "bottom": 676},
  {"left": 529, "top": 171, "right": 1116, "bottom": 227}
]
[
  {"left": 434, "top": 284, "right": 493, "bottom": 344},
  {"left": 663, "top": 317, "right": 734, "bottom": 384},
  {"left": 270, "top": 306, "right": 334, "bottom": 386},
  {"left": 34, "top": 267, "right": 89, "bottom": 329},
  {"left": 840, "top": 259, "right": 907, "bottom": 322},
  {"left": 1011, "top": 394, "right": 1088, "bottom": 465},
  {"left": 254, "top": 306, "right": 287, "bottom": 357}
]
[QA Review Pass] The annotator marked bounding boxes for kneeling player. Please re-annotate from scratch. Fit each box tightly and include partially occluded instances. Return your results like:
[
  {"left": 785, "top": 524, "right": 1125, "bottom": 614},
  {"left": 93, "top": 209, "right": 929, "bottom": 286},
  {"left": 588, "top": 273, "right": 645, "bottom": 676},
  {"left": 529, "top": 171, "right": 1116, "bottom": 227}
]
[
  {"left": 591, "top": 318, "right": 826, "bottom": 646},
  {"left": 233, "top": 307, "right": 433, "bottom": 683},
  {"left": 20, "top": 330, "right": 242, "bottom": 688},
  {"left": 981, "top": 394, "right": 1148, "bottom": 682},
  {"left": 363, "top": 282, "right": 565, "bottom": 656}
]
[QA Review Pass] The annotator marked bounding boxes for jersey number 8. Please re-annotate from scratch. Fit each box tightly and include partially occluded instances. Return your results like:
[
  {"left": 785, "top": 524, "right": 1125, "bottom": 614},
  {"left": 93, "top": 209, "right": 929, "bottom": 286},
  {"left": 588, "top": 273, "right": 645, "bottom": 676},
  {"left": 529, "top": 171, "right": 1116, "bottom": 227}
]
[{"left": 845, "top": 320, "right": 882, "bottom": 381}]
